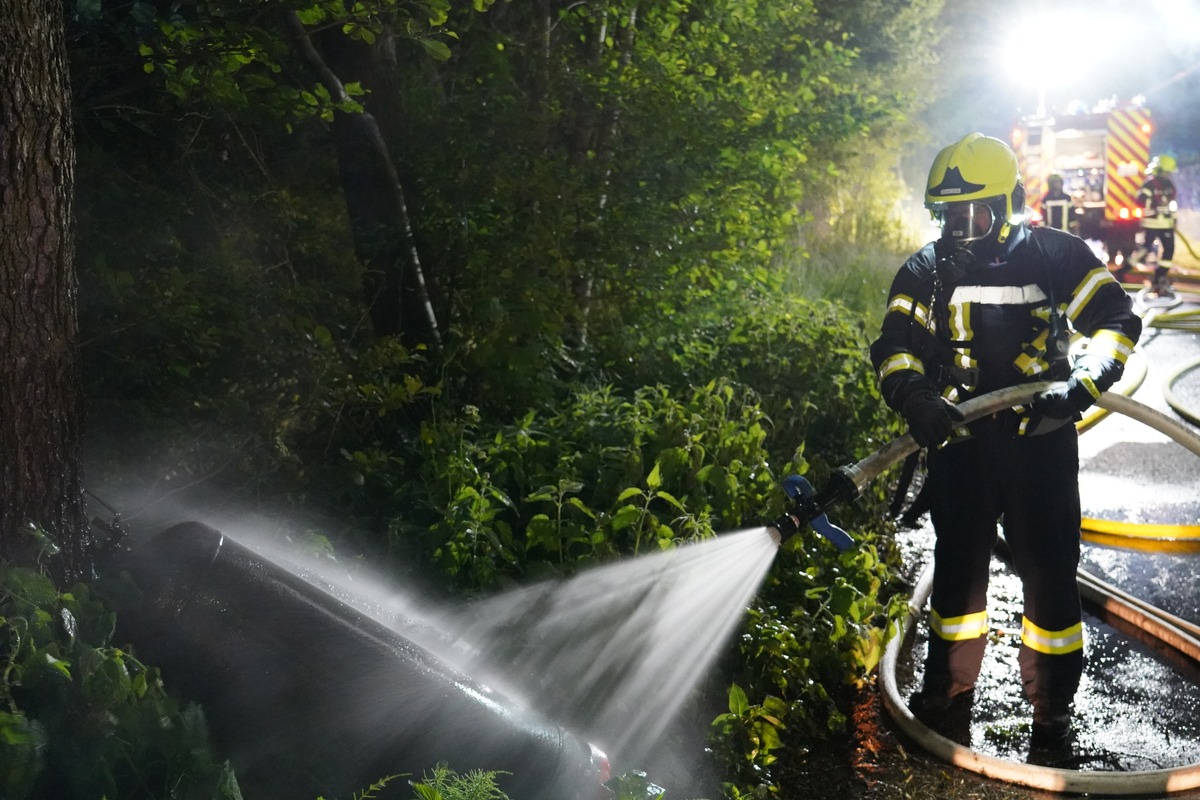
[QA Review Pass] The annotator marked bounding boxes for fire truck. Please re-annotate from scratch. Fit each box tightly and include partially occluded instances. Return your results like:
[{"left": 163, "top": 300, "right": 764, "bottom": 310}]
[{"left": 1011, "top": 101, "right": 1153, "bottom": 264}]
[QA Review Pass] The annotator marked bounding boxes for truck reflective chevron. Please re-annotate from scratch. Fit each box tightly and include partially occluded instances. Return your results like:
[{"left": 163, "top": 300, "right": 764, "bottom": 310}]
[{"left": 1012, "top": 100, "right": 1153, "bottom": 265}]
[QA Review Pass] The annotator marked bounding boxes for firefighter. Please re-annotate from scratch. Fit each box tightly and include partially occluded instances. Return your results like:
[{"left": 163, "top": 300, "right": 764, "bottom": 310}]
[
  {"left": 1040, "top": 172, "right": 1072, "bottom": 233},
  {"left": 1134, "top": 154, "right": 1178, "bottom": 295},
  {"left": 870, "top": 133, "right": 1141, "bottom": 759}
]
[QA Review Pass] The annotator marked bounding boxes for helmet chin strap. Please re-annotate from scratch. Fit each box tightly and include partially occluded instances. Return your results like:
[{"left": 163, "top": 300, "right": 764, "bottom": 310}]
[
  {"left": 996, "top": 220, "right": 1012, "bottom": 244},
  {"left": 972, "top": 218, "right": 1026, "bottom": 263}
]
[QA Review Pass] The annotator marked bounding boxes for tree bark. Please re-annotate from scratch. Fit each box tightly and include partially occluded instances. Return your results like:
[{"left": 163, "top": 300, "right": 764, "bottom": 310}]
[
  {"left": 286, "top": 12, "right": 441, "bottom": 350},
  {"left": 0, "top": 0, "right": 91, "bottom": 582}
]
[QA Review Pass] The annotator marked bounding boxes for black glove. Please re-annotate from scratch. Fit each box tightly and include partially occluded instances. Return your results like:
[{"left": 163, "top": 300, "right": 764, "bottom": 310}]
[
  {"left": 1022, "top": 366, "right": 1104, "bottom": 436},
  {"left": 900, "top": 384, "right": 966, "bottom": 448},
  {"left": 1031, "top": 368, "right": 1103, "bottom": 420}
]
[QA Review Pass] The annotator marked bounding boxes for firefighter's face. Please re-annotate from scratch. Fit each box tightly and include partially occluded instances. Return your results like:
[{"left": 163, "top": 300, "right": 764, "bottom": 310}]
[{"left": 938, "top": 201, "right": 995, "bottom": 244}]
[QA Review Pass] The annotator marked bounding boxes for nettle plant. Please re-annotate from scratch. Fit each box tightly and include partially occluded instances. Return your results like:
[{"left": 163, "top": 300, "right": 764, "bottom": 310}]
[
  {"left": 412, "top": 379, "right": 783, "bottom": 588},
  {"left": 709, "top": 536, "right": 908, "bottom": 796}
]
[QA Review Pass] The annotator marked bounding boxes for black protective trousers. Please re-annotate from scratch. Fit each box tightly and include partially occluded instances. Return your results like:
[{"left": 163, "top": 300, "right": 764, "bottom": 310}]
[
  {"left": 923, "top": 421, "right": 1084, "bottom": 714},
  {"left": 1143, "top": 227, "right": 1176, "bottom": 263}
]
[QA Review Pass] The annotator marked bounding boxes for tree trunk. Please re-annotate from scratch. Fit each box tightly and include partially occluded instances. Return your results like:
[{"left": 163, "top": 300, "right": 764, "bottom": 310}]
[
  {"left": 0, "top": 0, "right": 91, "bottom": 583},
  {"left": 288, "top": 13, "right": 441, "bottom": 350}
]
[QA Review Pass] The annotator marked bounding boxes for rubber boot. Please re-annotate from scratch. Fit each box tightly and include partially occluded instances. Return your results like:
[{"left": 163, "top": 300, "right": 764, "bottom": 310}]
[
  {"left": 1153, "top": 264, "right": 1173, "bottom": 297},
  {"left": 1028, "top": 702, "right": 1074, "bottom": 766},
  {"left": 908, "top": 678, "right": 974, "bottom": 744}
]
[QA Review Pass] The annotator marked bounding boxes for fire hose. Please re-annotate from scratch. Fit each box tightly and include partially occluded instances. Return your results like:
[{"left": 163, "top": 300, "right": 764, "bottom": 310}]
[{"left": 769, "top": 383, "right": 1200, "bottom": 795}]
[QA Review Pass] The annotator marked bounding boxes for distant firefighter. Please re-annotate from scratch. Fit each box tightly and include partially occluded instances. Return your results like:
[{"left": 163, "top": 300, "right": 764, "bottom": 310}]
[
  {"left": 1135, "top": 154, "right": 1178, "bottom": 296},
  {"left": 1040, "top": 173, "right": 1071, "bottom": 232}
]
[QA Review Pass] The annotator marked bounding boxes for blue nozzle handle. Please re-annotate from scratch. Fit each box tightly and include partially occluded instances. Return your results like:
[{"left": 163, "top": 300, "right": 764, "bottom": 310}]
[{"left": 780, "top": 475, "right": 854, "bottom": 551}]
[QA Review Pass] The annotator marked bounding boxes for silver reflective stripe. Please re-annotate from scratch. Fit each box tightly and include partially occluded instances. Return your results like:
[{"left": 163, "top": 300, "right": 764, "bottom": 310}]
[{"left": 950, "top": 283, "right": 1047, "bottom": 306}]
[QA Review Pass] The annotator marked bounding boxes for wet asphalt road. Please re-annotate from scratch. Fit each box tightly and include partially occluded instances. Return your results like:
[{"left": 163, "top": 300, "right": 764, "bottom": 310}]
[{"left": 894, "top": 284, "right": 1200, "bottom": 779}]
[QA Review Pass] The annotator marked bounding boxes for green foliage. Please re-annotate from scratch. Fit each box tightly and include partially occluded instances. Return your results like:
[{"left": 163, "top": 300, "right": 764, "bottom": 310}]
[
  {"left": 0, "top": 565, "right": 240, "bottom": 800},
  {"left": 115, "top": 0, "right": 469, "bottom": 126},
  {"left": 399, "top": 379, "right": 783, "bottom": 590},
  {"left": 708, "top": 537, "right": 909, "bottom": 795},
  {"left": 58, "top": 0, "right": 947, "bottom": 796},
  {"left": 317, "top": 774, "right": 400, "bottom": 800},
  {"left": 408, "top": 763, "right": 510, "bottom": 800},
  {"left": 594, "top": 292, "right": 898, "bottom": 484},
  {"left": 606, "top": 770, "right": 667, "bottom": 800},
  {"left": 711, "top": 683, "right": 788, "bottom": 779}
]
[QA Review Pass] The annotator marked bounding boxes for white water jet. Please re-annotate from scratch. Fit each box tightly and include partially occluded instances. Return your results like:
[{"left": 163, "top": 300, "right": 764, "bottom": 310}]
[
  {"left": 217, "top": 520, "right": 779, "bottom": 775},
  {"left": 425, "top": 527, "right": 780, "bottom": 757}
]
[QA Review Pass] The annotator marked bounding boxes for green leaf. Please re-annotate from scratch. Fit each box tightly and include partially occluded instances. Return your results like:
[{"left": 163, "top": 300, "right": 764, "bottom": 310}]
[
  {"left": 610, "top": 505, "right": 641, "bottom": 531},
  {"left": 645, "top": 462, "right": 662, "bottom": 490},
  {"left": 728, "top": 682, "right": 749, "bottom": 715},
  {"left": 41, "top": 652, "right": 73, "bottom": 681},
  {"left": 565, "top": 497, "right": 596, "bottom": 519},
  {"left": 416, "top": 38, "right": 452, "bottom": 61},
  {"left": 654, "top": 490, "right": 685, "bottom": 511},
  {"left": 411, "top": 784, "right": 441, "bottom": 800}
]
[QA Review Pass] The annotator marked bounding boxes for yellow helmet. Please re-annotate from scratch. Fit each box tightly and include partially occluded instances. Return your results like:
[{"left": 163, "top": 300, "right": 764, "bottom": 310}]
[
  {"left": 1147, "top": 154, "right": 1177, "bottom": 176},
  {"left": 925, "top": 133, "right": 1025, "bottom": 248}
]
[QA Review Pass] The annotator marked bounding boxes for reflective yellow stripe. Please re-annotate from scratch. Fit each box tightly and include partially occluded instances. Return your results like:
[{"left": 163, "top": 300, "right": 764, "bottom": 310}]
[
  {"left": 1066, "top": 268, "right": 1120, "bottom": 321},
  {"left": 1014, "top": 328, "right": 1054, "bottom": 376},
  {"left": 931, "top": 609, "right": 988, "bottom": 642},
  {"left": 879, "top": 352, "right": 924, "bottom": 381},
  {"left": 887, "top": 294, "right": 930, "bottom": 328},
  {"left": 1077, "top": 373, "right": 1100, "bottom": 401},
  {"left": 948, "top": 300, "right": 971, "bottom": 342},
  {"left": 1021, "top": 617, "right": 1085, "bottom": 655},
  {"left": 1086, "top": 329, "right": 1136, "bottom": 365}
]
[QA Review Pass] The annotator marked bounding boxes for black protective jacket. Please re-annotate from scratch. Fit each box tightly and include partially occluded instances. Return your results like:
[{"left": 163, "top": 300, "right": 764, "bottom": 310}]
[{"left": 869, "top": 226, "right": 1142, "bottom": 435}]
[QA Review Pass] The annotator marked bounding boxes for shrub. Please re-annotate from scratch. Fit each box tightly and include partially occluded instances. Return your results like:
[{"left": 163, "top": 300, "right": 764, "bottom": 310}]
[{"left": 0, "top": 563, "right": 240, "bottom": 800}]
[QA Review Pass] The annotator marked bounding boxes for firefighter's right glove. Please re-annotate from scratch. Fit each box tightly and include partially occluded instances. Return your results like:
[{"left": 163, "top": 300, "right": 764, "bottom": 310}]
[{"left": 900, "top": 385, "right": 966, "bottom": 448}]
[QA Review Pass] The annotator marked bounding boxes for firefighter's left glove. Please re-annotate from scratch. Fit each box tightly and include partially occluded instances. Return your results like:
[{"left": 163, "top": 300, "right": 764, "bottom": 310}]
[
  {"left": 901, "top": 385, "right": 966, "bottom": 448},
  {"left": 1031, "top": 370, "right": 1103, "bottom": 421},
  {"left": 1020, "top": 374, "right": 1097, "bottom": 436}
]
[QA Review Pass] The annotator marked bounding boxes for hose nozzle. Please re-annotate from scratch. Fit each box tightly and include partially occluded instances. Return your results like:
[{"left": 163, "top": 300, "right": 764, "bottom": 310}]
[{"left": 768, "top": 467, "right": 860, "bottom": 551}]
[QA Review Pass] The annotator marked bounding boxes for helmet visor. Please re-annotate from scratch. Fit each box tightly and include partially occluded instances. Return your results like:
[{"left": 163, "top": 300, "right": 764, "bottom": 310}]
[{"left": 933, "top": 201, "right": 996, "bottom": 244}]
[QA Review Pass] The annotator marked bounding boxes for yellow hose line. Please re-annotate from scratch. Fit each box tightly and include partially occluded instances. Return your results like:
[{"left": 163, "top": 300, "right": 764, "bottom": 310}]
[
  {"left": 1175, "top": 229, "right": 1200, "bottom": 261},
  {"left": 1163, "top": 354, "right": 1200, "bottom": 428},
  {"left": 1152, "top": 308, "right": 1200, "bottom": 320},
  {"left": 1081, "top": 517, "right": 1200, "bottom": 550},
  {"left": 1076, "top": 392, "right": 1200, "bottom": 553},
  {"left": 1080, "top": 530, "right": 1200, "bottom": 554},
  {"left": 1082, "top": 517, "right": 1200, "bottom": 539},
  {"left": 1075, "top": 347, "right": 1200, "bottom": 551}
]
